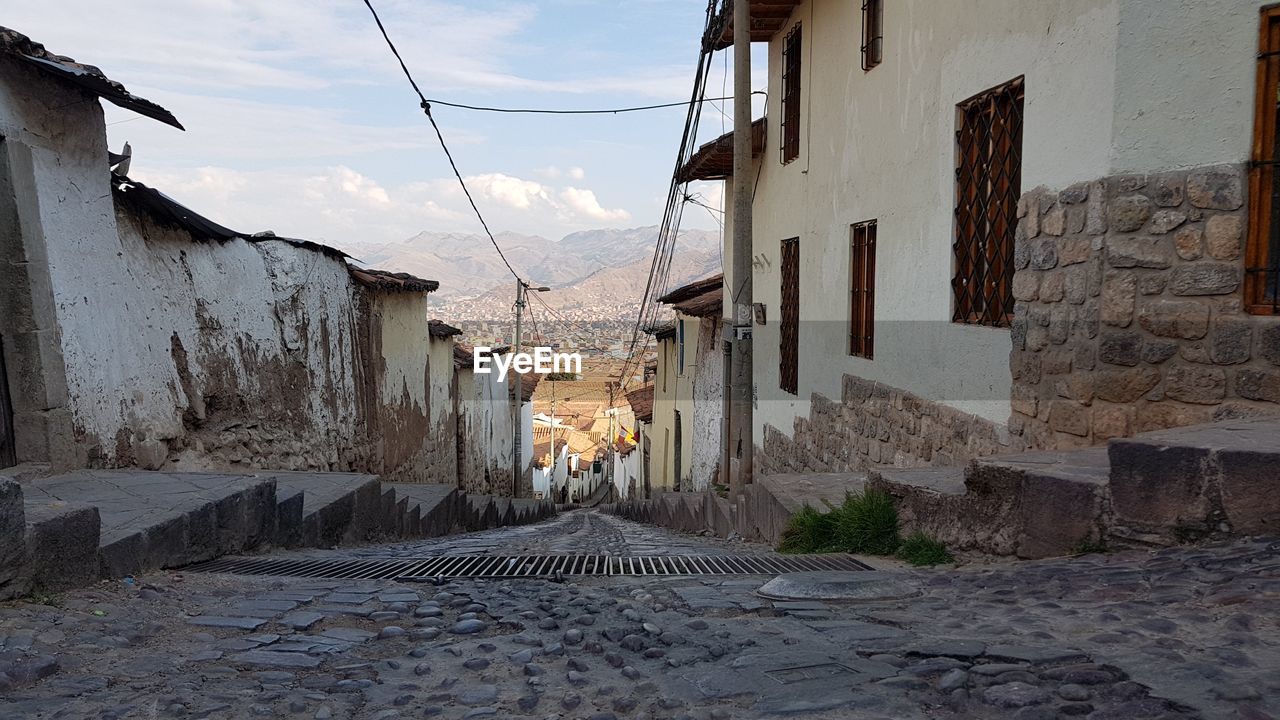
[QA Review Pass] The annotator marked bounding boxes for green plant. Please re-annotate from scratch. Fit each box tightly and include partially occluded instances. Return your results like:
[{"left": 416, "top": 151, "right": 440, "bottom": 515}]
[
  {"left": 896, "top": 532, "right": 954, "bottom": 566},
  {"left": 831, "top": 489, "right": 900, "bottom": 555},
  {"left": 778, "top": 504, "right": 838, "bottom": 553}
]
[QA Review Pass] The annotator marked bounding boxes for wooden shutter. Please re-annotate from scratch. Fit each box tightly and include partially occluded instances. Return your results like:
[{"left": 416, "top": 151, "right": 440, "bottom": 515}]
[
  {"left": 780, "top": 237, "right": 800, "bottom": 394},
  {"left": 953, "top": 77, "right": 1024, "bottom": 327},
  {"left": 850, "top": 221, "right": 876, "bottom": 359},
  {"left": 1247, "top": 5, "right": 1280, "bottom": 314},
  {"left": 781, "top": 24, "right": 802, "bottom": 164}
]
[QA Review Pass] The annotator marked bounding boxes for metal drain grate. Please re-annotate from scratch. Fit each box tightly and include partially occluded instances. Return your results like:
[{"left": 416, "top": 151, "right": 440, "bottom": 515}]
[{"left": 186, "top": 554, "right": 871, "bottom": 580}]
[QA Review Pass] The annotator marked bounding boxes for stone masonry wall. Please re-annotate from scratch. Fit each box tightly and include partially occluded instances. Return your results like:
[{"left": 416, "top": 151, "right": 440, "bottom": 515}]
[
  {"left": 1010, "top": 164, "right": 1280, "bottom": 449},
  {"left": 757, "top": 374, "right": 1022, "bottom": 476}
]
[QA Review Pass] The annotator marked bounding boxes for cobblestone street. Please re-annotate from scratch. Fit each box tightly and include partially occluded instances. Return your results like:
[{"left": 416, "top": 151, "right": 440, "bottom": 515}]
[{"left": 1, "top": 511, "right": 1276, "bottom": 720}]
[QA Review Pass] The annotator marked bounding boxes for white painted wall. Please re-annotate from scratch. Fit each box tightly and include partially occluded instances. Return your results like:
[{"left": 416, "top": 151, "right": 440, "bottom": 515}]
[{"left": 743, "top": 0, "right": 1261, "bottom": 445}]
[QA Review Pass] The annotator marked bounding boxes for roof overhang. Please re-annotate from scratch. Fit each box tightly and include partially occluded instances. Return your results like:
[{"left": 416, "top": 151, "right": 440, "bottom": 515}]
[
  {"left": 1, "top": 27, "right": 183, "bottom": 130},
  {"left": 678, "top": 118, "right": 766, "bottom": 183},
  {"left": 704, "top": 0, "right": 804, "bottom": 52},
  {"left": 348, "top": 266, "right": 439, "bottom": 294}
]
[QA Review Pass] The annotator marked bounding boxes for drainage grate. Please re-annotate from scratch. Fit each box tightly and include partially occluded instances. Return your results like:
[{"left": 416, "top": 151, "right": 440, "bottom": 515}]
[{"left": 186, "top": 554, "right": 871, "bottom": 580}]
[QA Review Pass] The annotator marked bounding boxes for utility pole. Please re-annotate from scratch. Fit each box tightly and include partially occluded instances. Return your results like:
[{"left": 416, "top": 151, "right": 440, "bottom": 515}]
[
  {"left": 512, "top": 279, "right": 550, "bottom": 498},
  {"left": 729, "top": 0, "right": 755, "bottom": 497},
  {"left": 511, "top": 279, "right": 525, "bottom": 498}
]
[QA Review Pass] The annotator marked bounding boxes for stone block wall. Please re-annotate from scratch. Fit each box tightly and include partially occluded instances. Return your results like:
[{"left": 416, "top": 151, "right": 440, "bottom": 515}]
[
  {"left": 1010, "top": 164, "right": 1280, "bottom": 449},
  {"left": 757, "top": 374, "right": 1021, "bottom": 476}
]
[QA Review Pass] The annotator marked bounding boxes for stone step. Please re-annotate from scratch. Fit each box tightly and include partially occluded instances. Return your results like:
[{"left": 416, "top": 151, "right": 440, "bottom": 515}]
[
  {"left": 22, "top": 470, "right": 277, "bottom": 578},
  {"left": 262, "top": 472, "right": 382, "bottom": 548},
  {"left": 1108, "top": 416, "right": 1280, "bottom": 540},
  {"left": 22, "top": 499, "right": 100, "bottom": 591},
  {"left": 384, "top": 483, "right": 461, "bottom": 538},
  {"left": 968, "top": 448, "right": 1111, "bottom": 558}
]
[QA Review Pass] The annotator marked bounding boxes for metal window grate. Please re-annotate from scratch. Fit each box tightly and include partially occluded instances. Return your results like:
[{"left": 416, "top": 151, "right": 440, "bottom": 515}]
[
  {"left": 780, "top": 236, "right": 800, "bottom": 395},
  {"left": 781, "top": 23, "right": 802, "bottom": 164},
  {"left": 861, "top": 0, "right": 883, "bottom": 71},
  {"left": 850, "top": 221, "right": 876, "bottom": 359},
  {"left": 1247, "top": 6, "right": 1280, "bottom": 315},
  {"left": 185, "top": 553, "right": 871, "bottom": 580},
  {"left": 953, "top": 77, "right": 1024, "bottom": 328}
]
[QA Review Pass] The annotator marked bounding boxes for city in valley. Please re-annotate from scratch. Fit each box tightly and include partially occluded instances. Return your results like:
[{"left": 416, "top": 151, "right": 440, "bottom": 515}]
[{"left": 0, "top": 2, "right": 1278, "bottom": 720}]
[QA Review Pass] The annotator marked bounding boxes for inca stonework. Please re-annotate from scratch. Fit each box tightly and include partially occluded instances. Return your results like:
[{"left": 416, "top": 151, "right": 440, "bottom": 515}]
[
  {"left": 757, "top": 374, "right": 1022, "bottom": 477},
  {"left": 1010, "top": 164, "right": 1280, "bottom": 450}
]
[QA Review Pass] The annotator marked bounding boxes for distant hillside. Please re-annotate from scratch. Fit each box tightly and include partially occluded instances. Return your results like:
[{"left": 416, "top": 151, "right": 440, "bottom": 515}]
[
  {"left": 441, "top": 247, "right": 721, "bottom": 322},
  {"left": 345, "top": 226, "right": 721, "bottom": 302}
]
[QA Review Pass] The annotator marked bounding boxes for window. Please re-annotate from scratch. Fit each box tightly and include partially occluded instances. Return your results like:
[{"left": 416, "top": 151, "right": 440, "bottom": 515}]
[
  {"left": 1248, "top": 5, "right": 1280, "bottom": 314},
  {"left": 861, "top": 0, "right": 883, "bottom": 71},
  {"left": 780, "top": 237, "right": 800, "bottom": 394},
  {"left": 850, "top": 220, "right": 876, "bottom": 358},
  {"left": 953, "top": 76, "right": 1024, "bottom": 327},
  {"left": 781, "top": 24, "right": 802, "bottom": 164}
]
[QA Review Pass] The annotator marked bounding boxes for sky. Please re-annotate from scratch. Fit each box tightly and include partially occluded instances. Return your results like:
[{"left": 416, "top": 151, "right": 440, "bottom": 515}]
[{"left": 9, "top": 0, "right": 762, "bottom": 253}]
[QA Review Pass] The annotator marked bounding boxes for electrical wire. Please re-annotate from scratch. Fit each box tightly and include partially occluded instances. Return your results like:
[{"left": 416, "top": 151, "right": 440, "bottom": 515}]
[
  {"left": 427, "top": 93, "right": 763, "bottom": 115},
  {"left": 361, "top": 0, "right": 524, "bottom": 283}
]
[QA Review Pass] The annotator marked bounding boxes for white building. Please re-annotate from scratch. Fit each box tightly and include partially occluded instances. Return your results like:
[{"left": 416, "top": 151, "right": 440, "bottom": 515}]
[{"left": 691, "top": 0, "right": 1280, "bottom": 478}]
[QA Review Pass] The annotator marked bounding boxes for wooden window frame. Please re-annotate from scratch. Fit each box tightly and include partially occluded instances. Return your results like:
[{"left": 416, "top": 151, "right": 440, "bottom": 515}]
[
  {"left": 1247, "top": 4, "right": 1280, "bottom": 315},
  {"left": 861, "top": 0, "right": 883, "bottom": 71},
  {"left": 781, "top": 24, "right": 802, "bottom": 165},
  {"left": 779, "top": 236, "right": 800, "bottom": 395},
  {"left": 849, "top": 220, "right": 876, "bottom": 359},
  {"left": 952, "top": 76, "right": 1025, "bottom": 328}
]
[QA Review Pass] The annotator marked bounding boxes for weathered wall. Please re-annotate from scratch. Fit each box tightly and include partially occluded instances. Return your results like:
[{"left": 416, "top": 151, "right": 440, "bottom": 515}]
[
  {"left": 423, "top": 336, "right": 458, "bottom": 485},
  {"left": 0, "top": 56, "right": 438, "bottom": 478},
  {"left": 0, "top": 58, "right": 106, "bottom": 467},
  {"left": 457, "top": 363, "right": 515, "bottom": 495},
  {"left": 757, "top": 374, "right": 1020, "bottom": 477},
  {"left": 649, "top": 321, "right": 699, "bottom": 491},
  {"left": 1010, "top": 166, "right": 1280, "bottom": 448},
  {"left": 689, "top": 316, "right": 722, "bottom": 490}
]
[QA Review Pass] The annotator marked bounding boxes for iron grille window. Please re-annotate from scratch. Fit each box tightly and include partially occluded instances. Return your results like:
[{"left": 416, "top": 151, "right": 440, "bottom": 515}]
[
  {"left": 780, "top": 237, "right": 800, "bottom": 394},
  {"left": 861, "top": 0, "right": 883, "bottom": 71},
  {"left": 1247, "top": 5, "right": 1280, "bottom": 314},
  {"left": 953, "top": 76, "right": 1024, "bottom": 328},
  {"left": 850, "top": 220, "right": 876, "bottom": 359},
  {"left": 781, "top": 24, "right": 802, "bottom": 164}
]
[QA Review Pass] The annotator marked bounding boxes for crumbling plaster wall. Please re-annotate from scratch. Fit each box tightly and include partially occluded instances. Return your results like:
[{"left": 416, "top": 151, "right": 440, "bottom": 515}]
[
  {"left": 422, "top": 336, "right": 458, "bottom": 485},
  {"left": 689, "top": 316, "right": 722, "bottom": 491}
]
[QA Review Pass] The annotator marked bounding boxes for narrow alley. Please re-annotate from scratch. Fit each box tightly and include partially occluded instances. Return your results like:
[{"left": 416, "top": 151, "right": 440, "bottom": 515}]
[{"left": 0, "top": 511, "right": 1274, "bottom": 720}]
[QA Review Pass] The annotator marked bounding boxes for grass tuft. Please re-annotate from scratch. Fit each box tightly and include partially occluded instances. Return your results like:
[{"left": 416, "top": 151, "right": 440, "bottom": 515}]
[
  {"left": 832, "top": 490, "right": 900, "bottom": 555},
  {"left": 896, "top": 532, "right": 955, "bottom": 566},
  {"left": 778, "top": 504, "right": 838, "bottom": 553}
]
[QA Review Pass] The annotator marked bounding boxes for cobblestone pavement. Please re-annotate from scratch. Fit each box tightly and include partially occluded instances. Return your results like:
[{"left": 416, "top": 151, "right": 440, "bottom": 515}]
[{"left": 0, "top": 510, "right": 1276, "bottom": 720}]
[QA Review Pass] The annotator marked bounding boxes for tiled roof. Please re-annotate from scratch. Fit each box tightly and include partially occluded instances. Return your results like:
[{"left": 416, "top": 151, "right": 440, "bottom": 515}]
[
  {"left": 428, "top": 319, "right": 463, "bottom": 339},
  {"left": 348, "top": 266, "right": 439, "bottom": 293},
  {"left": 625, "top": 384, "right": 654, "bottom": 423}
]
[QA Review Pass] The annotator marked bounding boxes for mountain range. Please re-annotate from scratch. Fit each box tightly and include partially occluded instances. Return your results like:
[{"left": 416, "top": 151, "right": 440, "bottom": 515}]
[{"left": 346, "top": 226, "right": 723, "bottom": 320}]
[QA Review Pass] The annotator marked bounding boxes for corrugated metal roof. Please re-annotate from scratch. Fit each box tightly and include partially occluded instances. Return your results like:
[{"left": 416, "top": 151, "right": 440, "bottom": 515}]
[
  {"left": 0, "top": 26, "right": 183, "bottom": 130},
  {"left": 112, "top": 174, "right": 239, "bottom": 241}
]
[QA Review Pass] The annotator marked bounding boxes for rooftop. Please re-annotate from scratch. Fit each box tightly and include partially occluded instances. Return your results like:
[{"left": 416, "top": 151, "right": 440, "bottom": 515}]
[
  {"left": 677, "top": 119, "right": 766, "bottom": 183},
  {"left": 0, "top": 26, "right": 183, "bottom": 129}
]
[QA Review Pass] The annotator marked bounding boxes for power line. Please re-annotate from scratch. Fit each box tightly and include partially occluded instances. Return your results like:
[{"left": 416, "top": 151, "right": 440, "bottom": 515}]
[
  {"left": 426, "top": 92, "right": 764, "bottom": 116},
  {"left": 361, "top": 0, "right": 523, "bottom": 283}
]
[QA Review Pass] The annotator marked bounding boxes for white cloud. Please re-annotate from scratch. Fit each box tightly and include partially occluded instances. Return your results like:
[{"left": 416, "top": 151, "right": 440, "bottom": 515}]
[
  {"left": 560, "top": 187, "right": 630, "bottom": 222},
  {"left": 464, "top": 174, "right": 554, "bottom": 211},
  {"left": 567, "top": 166, "right": 586, "bottom": 180}
]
